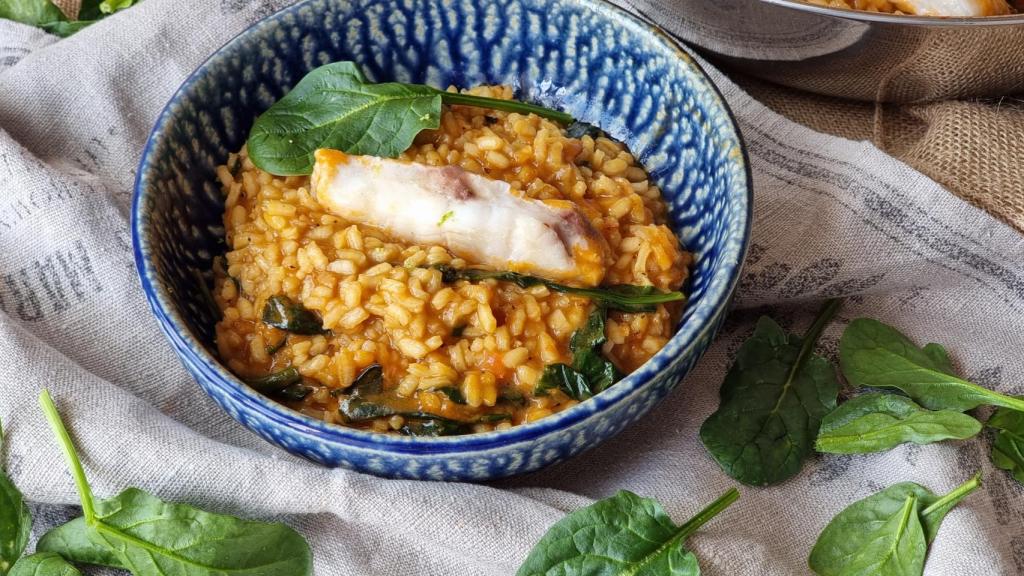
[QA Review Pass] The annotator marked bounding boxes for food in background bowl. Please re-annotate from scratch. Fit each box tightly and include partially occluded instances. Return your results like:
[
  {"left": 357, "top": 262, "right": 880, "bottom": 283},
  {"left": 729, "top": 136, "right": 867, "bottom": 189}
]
[
  {"left": 803, "top": 0, "right": 1018, "bottom": 15},
  {"left": 212, "top": 73, "right": 691, "bottom": 437}
]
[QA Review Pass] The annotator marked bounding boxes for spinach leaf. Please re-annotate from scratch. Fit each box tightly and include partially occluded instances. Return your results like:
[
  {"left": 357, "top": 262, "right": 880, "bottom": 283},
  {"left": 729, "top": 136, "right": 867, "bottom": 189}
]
[
  {"left": 500, "top": 388, "right": 526, "bottom": 407},
  {"left": 8, "top": 553, "right": 81, "bottom": 576},
  {"left": 399, "top": 419, "right": 469, "bottom": 437},
  {"left": 277, "top": 383, "right": 313, "bottom": 401},
  {"left": 477, "top": 413, "right": 512, "bottom": 423},
  {"left": 699, "top": 300, "right": 841, "bottom": 486},
  {"left": 535, "top": 364, "right": 592, "bottom": 401},
  {"left": 0, "top": 417, "right": 30, "bottom": 576},
  {"left": 434, "top": 265, "right": 685, "bottom": 313},
  {"left": 809, "top": 474, "right": 980, "bottom": 575},
  {"left": 435, "top": 386, "right": 467, "bottom": 404},
  {"left": 340, "top": 396, "right": 506, "bottom": 430},
  {"left": 0, "top": 0, "right": 65, "bottom": 31},
  {"left": 569, "top": 307, "right": 619, "bottom": 394},
  {"left": 988, "top": 406, "right": 1024, "bottom": 484},
  {"left": 98, "top": 0, "right": 134, "bottom": 13},
  {"left": 517, "top": 487, "right": 738, "bottom": 576},
  {"left": 0, "top": 0, "right": 136, "bottom": 37},
  {"left": 813, "top": 493, "right": 926, "bottom": 576},
  {"left": 565, "top": 121, "right": 603, "bottom": 139},
  {"left": 245, "top": 367, "right": 302, "bottom": 394},
  {"left": 247, "top": 61, "right": 572, "bottom": 175},
  {"left": 35, "top": 390, "right": 313, "bottom": 576},
  {"left": 261, "top": 295, "right": 327, "bottom": 335},
  {"left": 815, "top": 393, "right": 982, "bottom": 454},
  {"left": 350, "top": 364, "right": 383, "bottom": 396},
  {"left": 533, "top": 308, "right": 621, "bottom": 401},
  {"left": 36, "top": 519, "right": 125, "bottom": 569},
  {"left": 265, "top": 335, "right": 288, "bottom": 356},
  {"left": 840, "top": 318, "right": 1024, "bottom": 412},
  {"left": 339, "top": 396, "right": 397, "bottom": 420}
]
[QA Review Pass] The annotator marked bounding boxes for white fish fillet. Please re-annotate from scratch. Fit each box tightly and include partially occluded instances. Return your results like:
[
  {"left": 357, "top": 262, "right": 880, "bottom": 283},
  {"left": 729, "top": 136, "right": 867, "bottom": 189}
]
[
  {"left": 311, "top": 149, "right": 607, "bottom": 286},
  {"left": 891, "top": 0, "right": 1012, "bottom": 15}
]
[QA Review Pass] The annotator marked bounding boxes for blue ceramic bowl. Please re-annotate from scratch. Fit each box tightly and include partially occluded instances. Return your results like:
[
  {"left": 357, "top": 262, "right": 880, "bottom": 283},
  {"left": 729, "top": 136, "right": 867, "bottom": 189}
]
[{"left": 132, "top": 0, "right": 752, "bottom": 481}]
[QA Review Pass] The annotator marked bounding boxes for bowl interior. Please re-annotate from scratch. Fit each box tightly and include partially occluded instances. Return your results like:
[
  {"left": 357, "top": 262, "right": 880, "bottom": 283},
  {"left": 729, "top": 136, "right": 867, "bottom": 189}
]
[{"left": 133, "top": 0, "right": 751, "bottom": 448}]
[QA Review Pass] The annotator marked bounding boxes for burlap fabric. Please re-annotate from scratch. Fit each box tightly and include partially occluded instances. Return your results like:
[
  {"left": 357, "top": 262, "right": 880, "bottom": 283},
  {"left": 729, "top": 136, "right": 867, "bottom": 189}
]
[{"left": 736, "top": 74, "right": 1024, "bottom": 233}]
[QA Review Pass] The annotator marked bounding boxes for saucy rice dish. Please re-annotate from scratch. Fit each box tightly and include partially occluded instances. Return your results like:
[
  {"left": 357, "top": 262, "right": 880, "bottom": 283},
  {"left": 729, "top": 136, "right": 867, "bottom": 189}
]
[
  {"left": 803, "top": 0, "right": 1022, "bottom": 15},
  {"left": 210, "top": 83, "right": 690, "bottom": 436}
]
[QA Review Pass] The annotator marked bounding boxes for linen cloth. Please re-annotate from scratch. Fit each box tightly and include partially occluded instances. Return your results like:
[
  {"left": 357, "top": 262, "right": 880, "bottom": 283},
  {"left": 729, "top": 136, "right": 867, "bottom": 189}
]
[{"left": 1, "top": 1, "right": 1023, "bottom": 574}]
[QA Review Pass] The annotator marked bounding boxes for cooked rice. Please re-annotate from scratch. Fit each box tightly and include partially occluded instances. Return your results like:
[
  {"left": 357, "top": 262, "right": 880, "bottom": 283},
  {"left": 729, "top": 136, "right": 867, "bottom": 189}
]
[
  {"left": 803, "top": 0, "right": 1018, "bottom": 13},
  {"left": 211, "top": 85, "right": 691, "bottom": 433}
]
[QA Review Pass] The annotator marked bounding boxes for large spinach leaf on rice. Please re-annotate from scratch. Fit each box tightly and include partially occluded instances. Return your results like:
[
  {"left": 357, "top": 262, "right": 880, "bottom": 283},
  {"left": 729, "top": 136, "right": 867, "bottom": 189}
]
[{"left": 247, "top": 61, "right": 573, "bottom": 175}]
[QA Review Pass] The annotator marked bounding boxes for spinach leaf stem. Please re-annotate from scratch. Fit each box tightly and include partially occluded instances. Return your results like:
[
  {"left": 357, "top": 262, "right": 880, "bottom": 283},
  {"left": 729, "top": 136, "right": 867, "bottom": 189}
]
[
  {"left": 673, "top": 487, "right": 740, "bottom": 541},
  {"left": 38, "top": 390, "right": 96, "bottom": 524},
  {"left": 920, "top": 473, "right": 981, "bottom": 518},
  {"left": 438, "top": 91, "right": 573, "bottom": 124}
]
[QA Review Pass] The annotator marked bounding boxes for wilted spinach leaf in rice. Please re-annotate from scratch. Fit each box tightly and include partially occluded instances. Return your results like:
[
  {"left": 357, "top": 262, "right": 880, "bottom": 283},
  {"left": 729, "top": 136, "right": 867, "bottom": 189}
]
[{"left": 207, "top": 62, "right": 691, "bottom": 436}]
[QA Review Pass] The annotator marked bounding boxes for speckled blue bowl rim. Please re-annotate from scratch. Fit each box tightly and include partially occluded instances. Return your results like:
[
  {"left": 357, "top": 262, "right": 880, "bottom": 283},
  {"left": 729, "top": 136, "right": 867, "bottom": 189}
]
[{"left": 131, "top": 0, "right": 753, "bottom": 455}]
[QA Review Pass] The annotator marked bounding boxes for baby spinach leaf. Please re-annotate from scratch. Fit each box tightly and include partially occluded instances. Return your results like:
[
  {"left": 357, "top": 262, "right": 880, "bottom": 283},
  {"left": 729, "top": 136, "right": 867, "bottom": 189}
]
[
  {"left": 988, "top": 406, "right": 1024, "bottom": 484},
  {"left": 265, "top": 335, "right": 288, "bottom": 356},
  {"left": 0, "top": 0, "right": 65, "bottom": 31},
  {"left": 0, "top": 0, "right": 137, "bottom": 37},
  {"left": 8, "top": 553, "right": 81, "bottom": 576},
  {"left": 477, "top": 413, "right": 512, "bottom": 423},
  {"left": 399, "top": 419, "right": 469, "bottom": 437},
  {"left": 517, "top": 487, "right": 739, "bottom": 576},
  {"left": 277, "top": 383, "right": 314, "bottom": 401},
  {"left": 248, "top": 62, "right": 439, "bottom": 175},
  {"left": 261, "top": 295, "right": 327, "bottom": 335},
  {"left": 534, "top": 308, "right": 621, "bottom": 401},
  {"left": 812, "top": 493, "right": 926, "bottom": 576},
  {"left": 350, "top": 364, "right": 383, "bottom": 396},
  {"left": 0, "top": 418, "right": 30, "bottom": 576},
  {"left": 815, "top": 393, "right": 982, "bottom": 454},
  {"left": 434, "top": 265, "right": 685, "bottom": 313},
  {"left": 339, "top": 396, "right": 397, "bottom": 421},
  {"left": 569, "top": 307, "right": 620, "bottom": 394},
  {"left": 840, "top": 318, "right": 1024, "bottom": 412},
  {"left": 565, "top": 121, "right": 604, "bottom": 139},
  {"left": 434, "top": 386, "right": 467, "bottom": 404},
  {"left": 500, "top": 388, "right": 527, "bottom": 407},
  {"left": 245, "top": 367, "right": 302, "bottom": 394},
  {"left": 36, "top": 519, "right": 124, "bottom": 569},
  {"left": 340, "top": 396, "right": 507, "bottom": 433},
  {"left": 535, "top": 364, "right": 593, "bottom": 401},
  {"left": 699, "top": 300, "right": 841, "bottom": 486},
  {"left": 97, "top": 0, "right": 135, "bottom": 14},
  {"left": 809, "top": 473, "right": 980, "bottom": 575},
  {"left": 36, "top": 390, "right": 313, "bottom": 576},
  {"left": 247, "top": 61, "right": 572, "bottom": 175}
]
